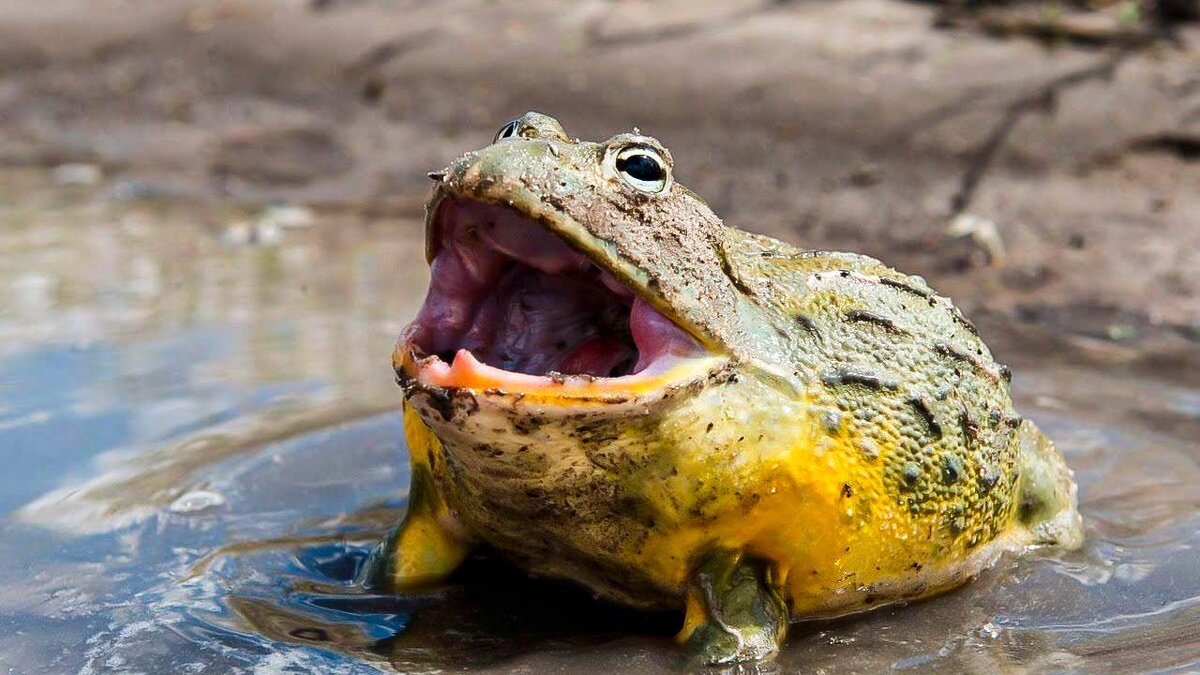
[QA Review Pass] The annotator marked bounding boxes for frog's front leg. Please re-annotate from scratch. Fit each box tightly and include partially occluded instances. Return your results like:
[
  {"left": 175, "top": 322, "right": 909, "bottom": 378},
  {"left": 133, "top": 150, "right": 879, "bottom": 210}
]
[
  {"left": 365, "top": 405, "right": 474, "bottom": 588},
  {"left": 364, "top": 461, "right": 472, "bottom": 589},
  {"left": 677, "top": 549, "right": 789, "bottom": 665}
]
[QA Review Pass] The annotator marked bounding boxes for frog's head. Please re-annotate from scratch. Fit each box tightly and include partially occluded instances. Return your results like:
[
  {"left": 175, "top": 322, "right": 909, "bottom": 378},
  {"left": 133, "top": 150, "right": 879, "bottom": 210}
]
[{"left": 398, "top": 112, "right": 746, "bottom": 413}]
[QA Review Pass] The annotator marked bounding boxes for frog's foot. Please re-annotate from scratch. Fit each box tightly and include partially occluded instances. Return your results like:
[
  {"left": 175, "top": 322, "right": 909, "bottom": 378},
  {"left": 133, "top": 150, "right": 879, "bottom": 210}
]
[
  {"left": 362, "top": 466, "right": 472, "bottom": 590},
  {"left": 677, "top": 549, "right": 788, "bottom": 666},
  {"left": 1013, "top": 419, "right": 1084, "bottom": 550}
]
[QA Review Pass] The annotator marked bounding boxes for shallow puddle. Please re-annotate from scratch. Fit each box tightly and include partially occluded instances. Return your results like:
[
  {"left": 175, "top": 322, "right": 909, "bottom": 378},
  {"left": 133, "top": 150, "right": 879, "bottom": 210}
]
[{"left": 0, "top": 172, "right": 1196, "bottom": 673}]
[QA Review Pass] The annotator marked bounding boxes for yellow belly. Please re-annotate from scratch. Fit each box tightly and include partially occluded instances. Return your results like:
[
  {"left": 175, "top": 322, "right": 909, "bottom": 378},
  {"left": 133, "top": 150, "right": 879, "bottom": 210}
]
[{"left": 623, "top": 380, "right": 1022, "bottom": 616}]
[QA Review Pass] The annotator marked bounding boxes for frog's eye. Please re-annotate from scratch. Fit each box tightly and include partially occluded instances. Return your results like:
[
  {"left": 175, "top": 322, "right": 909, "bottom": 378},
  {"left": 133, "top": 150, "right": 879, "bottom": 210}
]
[
  {"left": 614, "top": 146, "right": 669, "bottom": 193},
  {"left": 493, "top": 120, "right": 522, "bottom": 143}
]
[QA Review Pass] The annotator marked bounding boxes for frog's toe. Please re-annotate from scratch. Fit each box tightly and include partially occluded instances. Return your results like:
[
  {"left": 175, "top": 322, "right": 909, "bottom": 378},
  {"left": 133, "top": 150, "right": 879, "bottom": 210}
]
[{"left": 677, "top": 550, "right": 788, "bottom": 666}]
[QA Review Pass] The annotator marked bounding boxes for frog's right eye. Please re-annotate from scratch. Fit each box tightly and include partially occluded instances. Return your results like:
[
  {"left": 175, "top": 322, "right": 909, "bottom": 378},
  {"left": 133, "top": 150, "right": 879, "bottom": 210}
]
[
  {"left": 613, "top": 146, "right": 669, "bottom": 194},
  {"left": 493, "top": 120, "right": 522, "bottom": 143}
]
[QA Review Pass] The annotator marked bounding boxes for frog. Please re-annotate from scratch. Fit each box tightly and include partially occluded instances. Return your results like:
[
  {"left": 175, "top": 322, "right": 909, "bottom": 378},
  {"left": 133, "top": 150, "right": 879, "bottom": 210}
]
[{"left": 370, "top": 111, "right": 1083, "bottom": 665}]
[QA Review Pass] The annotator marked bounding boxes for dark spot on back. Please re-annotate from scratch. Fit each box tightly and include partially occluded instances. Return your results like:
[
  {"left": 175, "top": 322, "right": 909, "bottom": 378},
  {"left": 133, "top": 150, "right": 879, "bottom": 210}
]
[
  {"left": 879, "top": 276, "right": 933, "bottom": 298},
  {"left": 941, "top": 454, "right": 963, "bottom": 484},
  {"left": 822, "top": 367, "right": 899, "bottom": 391},
  {"left": 950, "top": 306, "right": 981, "bottom": 337},
  {"left": 933, "top": 341, "right": 1002, "bottom": 384},
  {"left": 795, "top": 313, "right": 821, "bottom": 337},
  {"left": 958, "top": 409, "right": 980, "bottom": 444},
  {"left": 844, "top": 309, "right": 908, "bottom": 334},
  {"left": 907, "top": 396, "right": 942, "bottom": 438},
  {"left": 979, "top": 465, "right": 1000, "bottom": 491},
  {"left": 945, "top": 513, "right": 966, "bottom": 535}
]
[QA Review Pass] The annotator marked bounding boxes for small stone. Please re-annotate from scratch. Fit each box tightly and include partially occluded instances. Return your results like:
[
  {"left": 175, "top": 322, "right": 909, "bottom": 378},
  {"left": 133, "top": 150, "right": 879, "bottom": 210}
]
[
  {"left": 261, "top": 205, "right": 316, "bottom": 229},
  {"left": 253, "top": 219, "right": 283, "bottom": 245},
  {"left": 106, "top": 179, "right": 178, "bottom": 202},
  {"left": 222, "top": 218, "right": 282, "bottom": 246},
  {"left": 946, "top": 212, "right": 1005, "bottom": 263},
  {"left": 52, "top": 163, "right": 102, "bottom": 187},
  {"left": 1105, "top": 323, "right": 1138, "bottom": 341},
  {"left": 221, "top": 222, "right": 252, "bottom": 246}
]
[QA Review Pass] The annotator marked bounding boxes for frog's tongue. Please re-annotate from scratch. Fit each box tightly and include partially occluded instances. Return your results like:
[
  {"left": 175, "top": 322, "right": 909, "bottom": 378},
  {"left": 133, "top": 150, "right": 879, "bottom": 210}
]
[{"left": 407, "top": 198, "right": 702, "bottom": 380}]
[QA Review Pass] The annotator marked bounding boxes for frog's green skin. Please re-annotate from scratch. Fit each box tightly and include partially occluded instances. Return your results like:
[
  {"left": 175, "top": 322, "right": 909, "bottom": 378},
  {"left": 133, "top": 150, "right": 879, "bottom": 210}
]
[{"left": 373, "top": 112, "right": 1083, "bottom": 665}]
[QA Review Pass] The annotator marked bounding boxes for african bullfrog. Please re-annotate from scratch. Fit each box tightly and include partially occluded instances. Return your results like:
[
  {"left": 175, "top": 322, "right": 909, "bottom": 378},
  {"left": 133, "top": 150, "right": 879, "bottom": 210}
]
[{"left": 371, "top": 112, "right": 1083, "bottom": 664}]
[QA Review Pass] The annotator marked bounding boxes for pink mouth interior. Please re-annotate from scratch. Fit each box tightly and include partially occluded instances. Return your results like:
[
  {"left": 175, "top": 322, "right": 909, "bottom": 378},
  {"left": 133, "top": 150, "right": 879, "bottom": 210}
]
[{"left": 407, "top": 198, "right": 703, "bottom": 379}]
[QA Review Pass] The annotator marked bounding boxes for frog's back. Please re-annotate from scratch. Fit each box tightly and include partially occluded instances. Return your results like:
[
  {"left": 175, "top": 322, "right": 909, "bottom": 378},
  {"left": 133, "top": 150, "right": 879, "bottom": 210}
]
[{"left": 715, "top": 229, "right": 1081, "bottom": 616}]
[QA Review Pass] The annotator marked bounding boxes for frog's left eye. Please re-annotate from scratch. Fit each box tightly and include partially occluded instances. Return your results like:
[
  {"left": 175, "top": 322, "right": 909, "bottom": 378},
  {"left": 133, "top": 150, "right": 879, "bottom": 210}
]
[
  {"left": 493, "top": 120, "right": 522, "bottom": 143},
  {"left": 614, "top": 146, "right": 669, "bottom": 193}
]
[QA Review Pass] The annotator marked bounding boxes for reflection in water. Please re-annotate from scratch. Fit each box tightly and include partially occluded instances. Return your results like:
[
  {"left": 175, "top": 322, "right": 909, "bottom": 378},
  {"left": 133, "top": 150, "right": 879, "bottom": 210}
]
[
  {"left": 19, "top": 401, "right": 397, "bottom": 535},
  {"left": 220, "top": 546, "right": 679, "bottom": 673},
  {"left": 0, "top": 171, "right": 1197, "bottom": 673}
]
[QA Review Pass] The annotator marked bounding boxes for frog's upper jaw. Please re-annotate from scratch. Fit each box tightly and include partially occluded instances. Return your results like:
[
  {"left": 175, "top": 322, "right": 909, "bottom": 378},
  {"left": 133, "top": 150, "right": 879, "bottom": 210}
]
[{"left": 400, "top": 195, "right": 728, "bottom": 402}]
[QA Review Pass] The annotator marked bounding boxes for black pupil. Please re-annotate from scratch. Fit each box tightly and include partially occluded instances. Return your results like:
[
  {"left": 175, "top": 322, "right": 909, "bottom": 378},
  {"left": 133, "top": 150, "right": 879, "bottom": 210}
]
[{"left": 617, "top": 153, "right": 663, "bottom": 182}]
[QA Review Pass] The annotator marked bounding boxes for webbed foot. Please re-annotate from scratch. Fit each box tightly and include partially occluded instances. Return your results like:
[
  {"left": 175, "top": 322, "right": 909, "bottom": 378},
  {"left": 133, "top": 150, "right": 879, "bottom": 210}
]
[
  {"left": 677, "top": 549, "right": 788, "bottom": 666},
  {"left": 1014, "top": 419, "right": 1084, "bottom": 549}
]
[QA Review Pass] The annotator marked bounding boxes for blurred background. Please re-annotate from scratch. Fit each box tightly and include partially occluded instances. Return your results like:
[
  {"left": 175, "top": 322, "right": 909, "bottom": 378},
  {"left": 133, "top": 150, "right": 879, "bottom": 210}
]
[{"left": 0, "top": 1, "right": 1197, "bottom": 673}]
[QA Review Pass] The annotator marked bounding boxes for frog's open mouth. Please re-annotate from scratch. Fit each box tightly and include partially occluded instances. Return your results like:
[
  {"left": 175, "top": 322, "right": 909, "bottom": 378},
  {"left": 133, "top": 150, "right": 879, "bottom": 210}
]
[{"left": 402, "top": 197, "right": 714, "bottom": 394}]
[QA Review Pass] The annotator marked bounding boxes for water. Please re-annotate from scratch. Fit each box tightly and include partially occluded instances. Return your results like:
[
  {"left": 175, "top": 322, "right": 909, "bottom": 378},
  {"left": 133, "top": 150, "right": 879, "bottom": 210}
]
[{"left": 0, "top": 170, "right": 1196, "bottom": 673}]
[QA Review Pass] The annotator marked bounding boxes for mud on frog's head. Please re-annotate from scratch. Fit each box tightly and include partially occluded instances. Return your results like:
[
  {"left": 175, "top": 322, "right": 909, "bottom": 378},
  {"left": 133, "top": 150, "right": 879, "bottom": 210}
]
[{"left": 398, "top": 112, "right": 745, "bottom": 412}]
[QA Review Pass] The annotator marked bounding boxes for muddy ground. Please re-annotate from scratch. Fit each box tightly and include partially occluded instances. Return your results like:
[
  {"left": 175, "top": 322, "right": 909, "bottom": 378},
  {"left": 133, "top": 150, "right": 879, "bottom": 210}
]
[{"left": 1, "top": 0, "right": 1197, "bottom": 382}]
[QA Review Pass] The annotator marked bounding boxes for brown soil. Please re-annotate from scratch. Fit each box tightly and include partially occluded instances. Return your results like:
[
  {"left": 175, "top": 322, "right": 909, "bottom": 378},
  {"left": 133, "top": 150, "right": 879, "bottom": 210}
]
[{"left": 1, "top": 0, "right": 1196, "bottom": 382}]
